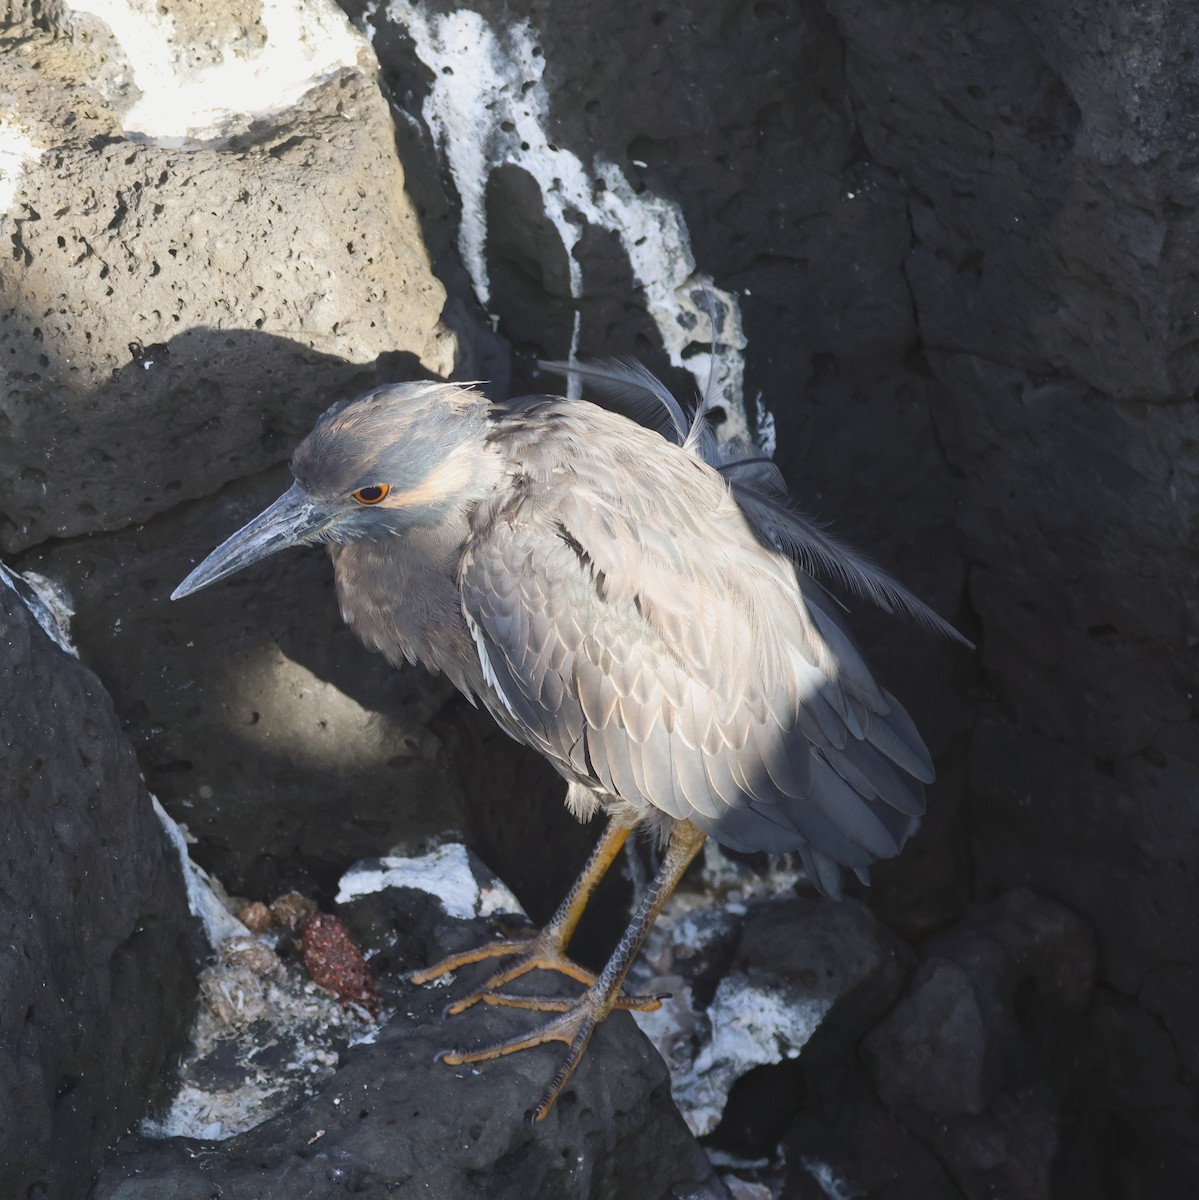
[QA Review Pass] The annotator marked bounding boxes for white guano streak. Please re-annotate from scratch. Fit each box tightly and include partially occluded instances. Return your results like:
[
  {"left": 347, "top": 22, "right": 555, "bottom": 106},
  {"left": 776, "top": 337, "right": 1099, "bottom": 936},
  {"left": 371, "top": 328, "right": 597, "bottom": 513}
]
[
  {"left": 383, "top": 2, "right": 749, "bottom": 426},
  {"left": 0, "top": 117, "right": 41, "bottom": 232},
  {"left": 336, "top": 843, "right": 523, "bottom": 920},
  {"left": 0, "top": 563, "right": 77, "bottom": 656},
  {"left": 63, "top": 0, "right": 364, "bottom": 144}
]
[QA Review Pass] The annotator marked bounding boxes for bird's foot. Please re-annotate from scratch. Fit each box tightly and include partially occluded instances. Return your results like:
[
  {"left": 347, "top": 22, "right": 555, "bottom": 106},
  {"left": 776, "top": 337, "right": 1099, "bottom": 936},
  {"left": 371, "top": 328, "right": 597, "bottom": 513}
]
[
  {"left": 439, "top": 983, "right": 625, "bottom": 1122},
  {"left": 410, "top": 925, "right": 663, "bottom": 1015}
]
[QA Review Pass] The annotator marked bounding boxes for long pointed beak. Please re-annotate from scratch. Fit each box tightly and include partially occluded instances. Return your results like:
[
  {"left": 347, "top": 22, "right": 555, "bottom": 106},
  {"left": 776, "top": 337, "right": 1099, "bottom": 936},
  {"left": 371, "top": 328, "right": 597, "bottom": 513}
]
[{"left": 171, "top": 483, "right": 333, "bottom": 600}]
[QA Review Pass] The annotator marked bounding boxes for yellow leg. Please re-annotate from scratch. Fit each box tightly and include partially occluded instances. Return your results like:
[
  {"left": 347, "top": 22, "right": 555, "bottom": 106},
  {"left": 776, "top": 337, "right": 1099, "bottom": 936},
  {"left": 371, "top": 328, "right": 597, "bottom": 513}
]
[
  {"left": 411, "top": 817, "right": 659, "bottom": 1013},
  {"left": 441, "top": 820, "right": 707, "bottom": 1122}
]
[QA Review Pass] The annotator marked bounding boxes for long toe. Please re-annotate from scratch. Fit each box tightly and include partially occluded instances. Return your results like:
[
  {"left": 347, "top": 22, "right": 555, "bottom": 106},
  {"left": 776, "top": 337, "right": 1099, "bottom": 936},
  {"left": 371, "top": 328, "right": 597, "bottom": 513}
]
[
  {"left": 473, "top": 988, "right": 666, "bottom": 1014},
  {"left": 409, "top": 931, "right": 542, "bottom": 985},
  {"left": 445, "top": 950, "right": 599, "bottom": 1014},
  {"left": 414, "top": 920, "right": 607, "bottom": 1013},
  {"left": 440, "top": 1004, "right": 589, "bottom": 1065}
]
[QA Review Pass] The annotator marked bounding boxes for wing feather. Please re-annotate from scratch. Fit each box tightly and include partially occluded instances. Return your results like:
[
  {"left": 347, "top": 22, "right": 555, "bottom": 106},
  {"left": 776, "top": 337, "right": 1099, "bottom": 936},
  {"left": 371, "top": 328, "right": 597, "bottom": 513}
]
[{"left": 460, "top": 398, "right": 935, "bottom": 897}]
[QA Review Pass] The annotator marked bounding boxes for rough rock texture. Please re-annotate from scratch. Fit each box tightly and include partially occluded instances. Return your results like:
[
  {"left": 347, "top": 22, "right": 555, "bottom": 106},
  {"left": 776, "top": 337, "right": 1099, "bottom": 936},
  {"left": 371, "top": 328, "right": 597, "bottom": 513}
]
[
  {"left": 822, "top": 2, "right": 1199, "bottom": 1191},
  {"left": 862, "top": 889, "right": 1095, "bottom": 1197},
  {"left": 0, "top": 574, "right": 197, "bottom": 1200},
  {"left": 682, "top": 897, "right": 911, "bottom": 1141},
  {"left": 3, "top": 6, "right": 480, "bottom": 898},
  {"left": 91, "top": 879, "right": 726, "bottom": 1200},
  {"left": 0, "top": 8, "right": 456, "bottom": 552}
]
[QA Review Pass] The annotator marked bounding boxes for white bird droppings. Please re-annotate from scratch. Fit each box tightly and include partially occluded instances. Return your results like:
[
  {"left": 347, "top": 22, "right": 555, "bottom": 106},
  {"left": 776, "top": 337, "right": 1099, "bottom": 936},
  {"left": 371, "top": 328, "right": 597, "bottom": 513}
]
[
  {"left": 335, "top": 842, "right": 523, "bottom": 921},
  {"left": 63, "top": 0, "right": 365, "bottom": 144},
  {"left": 0, "top": 116, "right": 41, "bottom": 230},
  {"left": 151, "top": 794, "right": 249, "bottom": 948},
  {"left": 380, "top": 2, "right": 751, "bottom": 427},
  {"left": 0, "top": 563, "right": 78, "bottom": 657},
  {"left": 678, "top": 974, "right": 832, "bottom": 1137}
]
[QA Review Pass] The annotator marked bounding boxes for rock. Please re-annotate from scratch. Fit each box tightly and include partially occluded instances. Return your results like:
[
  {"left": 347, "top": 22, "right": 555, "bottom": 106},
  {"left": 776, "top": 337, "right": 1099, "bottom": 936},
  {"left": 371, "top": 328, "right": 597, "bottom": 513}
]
[
  {"left": 0, "top": 2, "right": 457, "bottom": 553},
  {"left": 632, "top": 880, "right": 911, "bottom": 1141},
  {"left": 1140, "top": 964, "right": 1199, "bottom": 1080},
  {"left": 866, "top": 958, "right": 999, "bottom": 1119},
  {"left": 830, "top": 0, "right": 1199, "bottom": 402},
  {"left": 863, "top": 889, "right": 1095, "bottom": 1197},
  {"left": 968, "top": 717, "right": 1196, "bottom": 998},
  {"left": 0, "top": 569, "right": 197, "bottom": 1200},
  {"left": 735, "top": 897, "right": 913, "bottom": 1051},
  {"left": 818, "top": 2, "right": 1199, "bottom": 1190},
  {"left": 91, "top": 853, "right": 726, "bottom": 1200},
  {"left": 785, "top": 1087, "right": 962, "bottom": 1200}
]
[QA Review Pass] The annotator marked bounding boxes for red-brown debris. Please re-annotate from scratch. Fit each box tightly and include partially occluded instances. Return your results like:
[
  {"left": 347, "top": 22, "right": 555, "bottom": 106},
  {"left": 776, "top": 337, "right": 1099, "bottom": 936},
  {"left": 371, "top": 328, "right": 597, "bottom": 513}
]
[{"left": 300, "top": 912, "right": 379, "bottom": 1017}]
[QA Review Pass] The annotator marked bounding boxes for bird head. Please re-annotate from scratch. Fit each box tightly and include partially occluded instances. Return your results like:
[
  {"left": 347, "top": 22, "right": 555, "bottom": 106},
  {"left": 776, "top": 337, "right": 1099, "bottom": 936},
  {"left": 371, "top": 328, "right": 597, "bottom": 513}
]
[{"left": 171, "top": 381, "right": 489, "bottom": 600}]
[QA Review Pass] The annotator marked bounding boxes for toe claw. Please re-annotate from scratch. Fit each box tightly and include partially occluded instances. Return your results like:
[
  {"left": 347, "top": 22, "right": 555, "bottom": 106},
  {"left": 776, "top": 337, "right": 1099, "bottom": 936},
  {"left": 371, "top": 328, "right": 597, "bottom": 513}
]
[{"left": 445, "top": 992, "right": 483, "bottom": 1016}]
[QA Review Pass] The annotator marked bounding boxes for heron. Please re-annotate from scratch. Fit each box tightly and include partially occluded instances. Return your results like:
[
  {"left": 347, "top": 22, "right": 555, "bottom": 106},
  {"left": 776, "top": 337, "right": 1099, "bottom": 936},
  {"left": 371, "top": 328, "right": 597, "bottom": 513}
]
[{"left": 172, "top": 357, "right": 966, "bottom": 1121}]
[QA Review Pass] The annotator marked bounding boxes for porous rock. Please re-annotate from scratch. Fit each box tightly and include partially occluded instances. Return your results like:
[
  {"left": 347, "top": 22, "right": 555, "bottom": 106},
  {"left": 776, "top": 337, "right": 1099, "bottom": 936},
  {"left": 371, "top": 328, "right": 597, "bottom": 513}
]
[
  {"left": 3, "top": 0, "right": 485, "bottom": 899},
  {"left": 0, "top": 4, "right": 456, "bottom": 553},
  {"left": 0, "top": 573, "right": 197, "bottom": 1200}
]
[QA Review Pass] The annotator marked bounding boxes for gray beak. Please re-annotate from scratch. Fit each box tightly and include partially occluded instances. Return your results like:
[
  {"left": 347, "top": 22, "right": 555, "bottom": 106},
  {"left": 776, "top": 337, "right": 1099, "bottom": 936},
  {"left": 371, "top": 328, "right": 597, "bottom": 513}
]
[{"left": 171, "top": 483, "right": 332, "bottom": 600}]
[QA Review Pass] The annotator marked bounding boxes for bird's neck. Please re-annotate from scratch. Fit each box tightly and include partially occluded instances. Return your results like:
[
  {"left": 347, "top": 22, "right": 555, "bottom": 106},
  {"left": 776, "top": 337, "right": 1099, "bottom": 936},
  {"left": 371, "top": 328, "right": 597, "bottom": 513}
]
[{"left": 329, "top": 450, "right": 504, "bottom": 698}]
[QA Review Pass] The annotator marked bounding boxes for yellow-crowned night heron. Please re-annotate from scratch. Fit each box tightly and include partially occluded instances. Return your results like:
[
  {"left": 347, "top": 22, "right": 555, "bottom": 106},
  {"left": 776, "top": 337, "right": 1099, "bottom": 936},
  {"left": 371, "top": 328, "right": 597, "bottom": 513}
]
[{"left": 173, "top": 359, "right": 966, "bottom": 1120}]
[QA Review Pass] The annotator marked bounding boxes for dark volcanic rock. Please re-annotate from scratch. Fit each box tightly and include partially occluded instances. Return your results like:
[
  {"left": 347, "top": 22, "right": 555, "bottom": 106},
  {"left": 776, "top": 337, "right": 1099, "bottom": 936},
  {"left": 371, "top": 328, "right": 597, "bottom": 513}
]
[
  {"left": 827, "top": 0, "right": 1199, "bottom": 1009},
  {"left": 91, "top": 881, "right": 725, "bottom": 1200},
  {"left": 734, "top": 896, "right": 912, "bottom": 1060},
  {"left": 829, "top": 0, "right": 1199, "bottom": 402},
  {"left": 863, "top": 889, "right": 1095, "bottom": 1198},
  {"left": 0, "top": 572, "right": 197, "bottom": 1200},
  {"left": 817, "top": 1, "right": 1199, "bottom": 1190},
  {"left": 785, "top": 1086, "right": 962, "bottom": 1200},
  {"left": 692, "top": 894, "right": 912, "bottom": 1155}
]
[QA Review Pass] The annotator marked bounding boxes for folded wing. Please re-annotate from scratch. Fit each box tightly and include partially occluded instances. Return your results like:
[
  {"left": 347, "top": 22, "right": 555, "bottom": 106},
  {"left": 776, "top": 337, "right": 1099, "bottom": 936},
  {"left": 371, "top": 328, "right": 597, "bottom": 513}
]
[{"left": 461, "top": 403, "right": 933, "bottom": 899}]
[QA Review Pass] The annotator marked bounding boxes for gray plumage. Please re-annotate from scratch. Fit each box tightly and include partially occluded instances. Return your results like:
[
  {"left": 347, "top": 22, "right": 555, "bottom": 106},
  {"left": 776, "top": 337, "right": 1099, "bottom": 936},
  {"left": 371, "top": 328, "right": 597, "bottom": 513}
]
[{"left": 175, "top": 366, "right": 962, "bottom": 900}]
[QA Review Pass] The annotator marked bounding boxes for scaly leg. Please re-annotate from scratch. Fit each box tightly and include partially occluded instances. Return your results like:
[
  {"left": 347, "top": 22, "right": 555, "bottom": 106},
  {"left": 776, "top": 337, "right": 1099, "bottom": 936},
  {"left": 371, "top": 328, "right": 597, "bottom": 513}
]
[
  {"left": 441, "top": 820, "right": 707, "bottom": 1122},
  {"left": 411, "top": 817, "right": 660, "bottom": 1014}
]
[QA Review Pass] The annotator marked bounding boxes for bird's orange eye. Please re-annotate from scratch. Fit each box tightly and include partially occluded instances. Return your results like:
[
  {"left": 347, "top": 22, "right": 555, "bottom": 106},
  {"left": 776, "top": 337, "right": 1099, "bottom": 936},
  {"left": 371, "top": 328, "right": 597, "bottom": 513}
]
[{"left": 352, "top": 484, "right": 390, "bottom": 505}]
